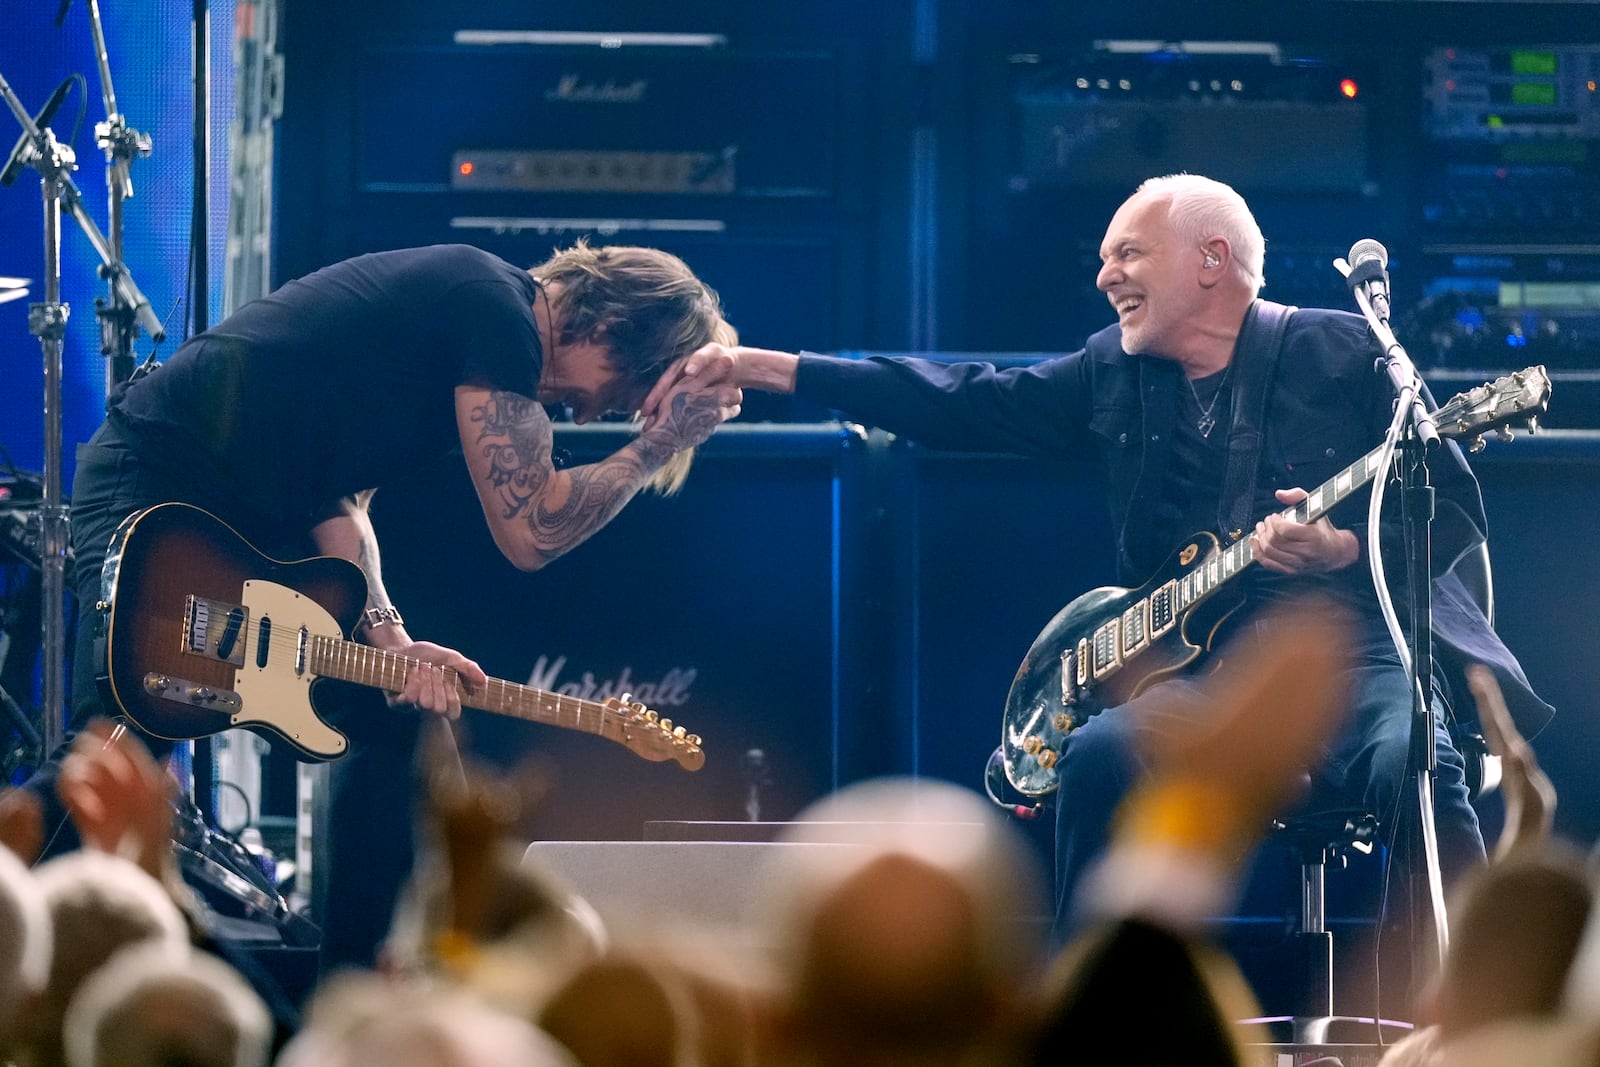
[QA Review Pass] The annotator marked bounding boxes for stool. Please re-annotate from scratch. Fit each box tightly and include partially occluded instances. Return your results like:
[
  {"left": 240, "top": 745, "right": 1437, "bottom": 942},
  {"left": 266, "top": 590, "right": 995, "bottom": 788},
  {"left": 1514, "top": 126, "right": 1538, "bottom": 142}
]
[{"left": 1264, "top": 808, "right": 1390, "bottom": 1045}]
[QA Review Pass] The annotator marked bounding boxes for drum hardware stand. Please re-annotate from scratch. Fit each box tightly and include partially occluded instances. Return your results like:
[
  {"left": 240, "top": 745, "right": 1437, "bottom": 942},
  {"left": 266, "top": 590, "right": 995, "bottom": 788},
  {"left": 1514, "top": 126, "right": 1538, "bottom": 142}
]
[
  {"left": 85, "top": 0, "right": 157, "bottom": 393},
  {"left": 0, "top": 7, "right": 162, "bottom": 760}
]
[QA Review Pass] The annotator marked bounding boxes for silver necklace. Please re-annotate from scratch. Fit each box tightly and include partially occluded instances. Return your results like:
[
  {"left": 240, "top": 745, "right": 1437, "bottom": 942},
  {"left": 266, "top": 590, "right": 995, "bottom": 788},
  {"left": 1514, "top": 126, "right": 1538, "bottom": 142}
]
[{"left": 1186, "top": 366, "right": 1232, "bottom": 439}]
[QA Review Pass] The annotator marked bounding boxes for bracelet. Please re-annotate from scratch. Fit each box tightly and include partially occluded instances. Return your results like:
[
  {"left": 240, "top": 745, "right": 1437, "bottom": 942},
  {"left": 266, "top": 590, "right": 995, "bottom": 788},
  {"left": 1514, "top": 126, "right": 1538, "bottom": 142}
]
[{"left": 360, "top": 605, "right": 405, "bottom": 631}]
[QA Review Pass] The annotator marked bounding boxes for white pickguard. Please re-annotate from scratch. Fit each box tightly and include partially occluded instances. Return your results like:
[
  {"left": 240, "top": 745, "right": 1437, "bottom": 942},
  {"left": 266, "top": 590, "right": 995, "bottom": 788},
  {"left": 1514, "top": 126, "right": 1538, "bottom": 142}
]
[{"left": 231, "top": 579, "right": 349, "bottom": 757}]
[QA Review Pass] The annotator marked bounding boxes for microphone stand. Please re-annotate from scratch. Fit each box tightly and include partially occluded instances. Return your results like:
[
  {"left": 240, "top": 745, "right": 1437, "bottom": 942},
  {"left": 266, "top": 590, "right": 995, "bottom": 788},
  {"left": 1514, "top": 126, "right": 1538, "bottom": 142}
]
[{"left": 1338, "top": 254, "right": 1451, "bottom": 973}]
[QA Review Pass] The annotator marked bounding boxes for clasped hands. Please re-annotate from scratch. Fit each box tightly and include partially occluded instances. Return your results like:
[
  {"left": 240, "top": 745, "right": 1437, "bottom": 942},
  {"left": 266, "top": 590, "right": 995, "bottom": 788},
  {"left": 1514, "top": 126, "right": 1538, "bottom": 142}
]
[{"left": 639, "top": 343, "right": 749, "bottom": 434}]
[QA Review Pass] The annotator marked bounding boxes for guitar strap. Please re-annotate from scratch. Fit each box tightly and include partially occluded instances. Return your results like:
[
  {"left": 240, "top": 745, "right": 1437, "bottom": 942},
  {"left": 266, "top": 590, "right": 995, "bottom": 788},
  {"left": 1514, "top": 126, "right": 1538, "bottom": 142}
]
[{"left": 1217, "top": 299, "right": 1297, "bottom": 542}]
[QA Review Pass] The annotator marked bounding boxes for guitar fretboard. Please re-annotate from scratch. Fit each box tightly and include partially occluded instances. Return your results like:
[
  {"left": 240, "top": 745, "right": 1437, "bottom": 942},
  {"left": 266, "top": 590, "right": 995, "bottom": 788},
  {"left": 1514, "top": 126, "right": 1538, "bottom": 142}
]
[
  {"left": 308, "top": 637, "right": 619, "bottom": 740},
  {"left": 1086, "top": 442, "right": 1393, "bottom": 684}
]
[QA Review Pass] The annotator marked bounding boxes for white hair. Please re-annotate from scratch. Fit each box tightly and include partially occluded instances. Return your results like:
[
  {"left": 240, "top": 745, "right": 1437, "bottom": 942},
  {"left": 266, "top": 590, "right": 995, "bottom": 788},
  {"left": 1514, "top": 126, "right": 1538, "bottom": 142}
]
[
  {"left": 0, "top": 845, "right": 52, "bottom": 1029},
  {"left": 1136, "top": 173, "right": 1266, "bottom": 294},
  {"left": 278, "top": 973, "right": 578, "bottom": 1067},
  {"left": 32, "top": 851, "right": 191, "bottom": 1021},
  {"left": 62, "top": 943, "right": 272, "bottom": 1067}
]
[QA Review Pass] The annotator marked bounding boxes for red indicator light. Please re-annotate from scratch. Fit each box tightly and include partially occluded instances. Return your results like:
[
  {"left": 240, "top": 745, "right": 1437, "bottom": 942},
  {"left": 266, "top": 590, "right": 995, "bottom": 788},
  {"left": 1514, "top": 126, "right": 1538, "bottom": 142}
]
[
  {"left": 459, "top": 160, "right": 475, "bottom": 176},
  {"left": 1339, "top": 78, "right": 1359, "bottom": 99}
]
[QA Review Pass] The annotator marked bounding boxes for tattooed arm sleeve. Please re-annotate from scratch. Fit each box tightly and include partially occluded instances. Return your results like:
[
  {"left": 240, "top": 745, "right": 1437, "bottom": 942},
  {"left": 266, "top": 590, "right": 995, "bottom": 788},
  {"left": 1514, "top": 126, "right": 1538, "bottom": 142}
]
[{"left": 454, "top": 385, "right": 724, "bottom": 571}]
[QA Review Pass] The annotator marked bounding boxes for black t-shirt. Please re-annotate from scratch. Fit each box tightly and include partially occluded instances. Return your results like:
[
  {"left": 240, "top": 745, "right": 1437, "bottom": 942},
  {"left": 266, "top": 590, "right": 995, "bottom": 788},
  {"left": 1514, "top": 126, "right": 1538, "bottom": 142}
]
[
  {"left": 1153, "top": 367, "right": 1233, "bottom": 549},
  {"left": 1155, "top": 367, "right": 1379, "bottom": 615},
  {"left": 112, "top": 244, "right": 542, "bottom": 542}
]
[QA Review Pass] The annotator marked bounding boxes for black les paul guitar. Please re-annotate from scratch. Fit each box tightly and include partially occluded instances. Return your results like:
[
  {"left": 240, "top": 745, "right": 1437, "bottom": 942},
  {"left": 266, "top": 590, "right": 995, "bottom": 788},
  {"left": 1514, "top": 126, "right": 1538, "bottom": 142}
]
[
  {"left": 1000, "top": 365, "right": 1551, "bottom": 797},
  {"left": 97, "top": 502, "right": 705, "bottom": 770}
]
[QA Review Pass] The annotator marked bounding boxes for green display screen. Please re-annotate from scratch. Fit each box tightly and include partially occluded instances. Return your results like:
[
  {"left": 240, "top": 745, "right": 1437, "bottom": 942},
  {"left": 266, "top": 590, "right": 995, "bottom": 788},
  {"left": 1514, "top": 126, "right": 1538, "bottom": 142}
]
[
  {"left": 1510, "top": 51, "right": 1558, "bottom": 76},
  {"left": 1511, "top": 81, "right": 1559, "bottom": 105}
]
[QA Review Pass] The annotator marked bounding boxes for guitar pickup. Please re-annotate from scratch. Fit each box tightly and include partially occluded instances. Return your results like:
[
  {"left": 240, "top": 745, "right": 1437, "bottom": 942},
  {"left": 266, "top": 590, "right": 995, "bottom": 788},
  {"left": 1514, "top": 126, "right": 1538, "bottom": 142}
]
[
  {"left": 143, "top": 673, "right": 243, "bottom": 713},
  {"left": 1121, "top": 604, "right": 1148, "bottom": 655},
  {"left": 1093, "top": 619, "right": 1122, "bottom": 673},
  {"left": 1150, "top": 581, "right": 1176, "bottom": 635},
  {"left": 183, "top": 595, "right": 248, "bottom": 667}
]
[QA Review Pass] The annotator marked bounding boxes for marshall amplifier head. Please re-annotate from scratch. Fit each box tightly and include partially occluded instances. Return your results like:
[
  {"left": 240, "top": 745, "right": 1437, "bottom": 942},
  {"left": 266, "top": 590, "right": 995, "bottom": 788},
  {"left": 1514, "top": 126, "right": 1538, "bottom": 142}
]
[{"left": 357, "top": 41, "right": 842, "bottom": 199}]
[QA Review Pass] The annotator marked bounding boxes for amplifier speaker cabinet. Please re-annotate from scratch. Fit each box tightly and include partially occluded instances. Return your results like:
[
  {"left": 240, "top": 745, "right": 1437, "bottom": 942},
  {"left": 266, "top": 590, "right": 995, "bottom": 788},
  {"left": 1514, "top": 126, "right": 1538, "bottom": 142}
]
[{"left": 369, "top": 424, "right": 871, "bottom": 844}]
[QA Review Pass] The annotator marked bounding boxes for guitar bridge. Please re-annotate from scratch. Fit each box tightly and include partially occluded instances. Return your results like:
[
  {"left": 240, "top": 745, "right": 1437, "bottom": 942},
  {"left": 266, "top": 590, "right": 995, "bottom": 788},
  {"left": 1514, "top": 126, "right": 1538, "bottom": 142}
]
[
  {"left": 142, "top": 673, "right": 243, "bottom": 713},
  {"left": 183, "top": 595, "right": 248, "bottom": 667}
]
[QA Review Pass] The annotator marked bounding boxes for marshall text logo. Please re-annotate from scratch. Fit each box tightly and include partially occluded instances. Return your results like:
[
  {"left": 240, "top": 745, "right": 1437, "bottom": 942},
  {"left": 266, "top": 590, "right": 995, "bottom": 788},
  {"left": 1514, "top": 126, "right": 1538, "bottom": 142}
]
[
  {"left": 544, "top": 74, "right": 648, "bottom": 103},
  {"left": 527, "top": 654, "right": 696, "bottom": 707}
]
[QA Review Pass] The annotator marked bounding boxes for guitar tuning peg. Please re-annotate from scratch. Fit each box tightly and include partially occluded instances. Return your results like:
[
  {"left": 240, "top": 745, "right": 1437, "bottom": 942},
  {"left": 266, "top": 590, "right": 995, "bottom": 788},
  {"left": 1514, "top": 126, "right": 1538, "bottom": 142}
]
[
  {"left": 644, "top": 709, "right": 659, "bottom": 723},
  {"left": 618, "top": 692, "right": 633, "bottom": 705},
  {"left": 672, "top": 725, "right": 686, "bottom": 739},
  {"left": 1469, "top": 435, "right": 1486, "bottom": 453},
  {"left": 659, "top": 718, "right": 673, "bottom": 732},
  {"left": 687, "top": 734, "right": 701, "bottom": 747},
  {"left": 1497, "top": 426, "right": 1515, "bottom": 443},
  {"left": 631, "top": 701, "right": 646, "bottom": 714}
]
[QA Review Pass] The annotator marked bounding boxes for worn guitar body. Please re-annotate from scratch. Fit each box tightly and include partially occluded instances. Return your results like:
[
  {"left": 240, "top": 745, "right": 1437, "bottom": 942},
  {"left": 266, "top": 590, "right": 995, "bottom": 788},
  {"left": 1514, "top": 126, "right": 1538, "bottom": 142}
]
[
  {"left": 1002, "top": 532, "right": 1243, "bottom": 795},
  {"left": 98, "top": 502, "right": 706, "bottom": 768}
]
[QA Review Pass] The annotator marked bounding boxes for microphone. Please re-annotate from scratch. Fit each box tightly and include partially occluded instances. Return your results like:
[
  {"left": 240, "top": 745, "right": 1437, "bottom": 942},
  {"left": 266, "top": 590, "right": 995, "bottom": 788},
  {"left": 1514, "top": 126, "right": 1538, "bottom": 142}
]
[
  {"left": 1339, "top": 238, "right": 1439, "bottom": 445},
  {"left": 1344, "top": 238, "right": 1391, "bottom": 325},
  {"left": 1, "top": 76, "right": 74, "bottom": 187}
]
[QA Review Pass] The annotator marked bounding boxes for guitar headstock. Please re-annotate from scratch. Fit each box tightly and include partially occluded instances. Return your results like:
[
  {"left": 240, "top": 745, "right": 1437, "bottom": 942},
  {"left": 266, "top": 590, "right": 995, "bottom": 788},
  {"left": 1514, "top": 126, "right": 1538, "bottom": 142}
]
[
  {"left": 1435, "top": 365, "right": 1551, "bottom": 452},
  {"left": 603, "top": 695, "right": 705, "bottom": 772}
]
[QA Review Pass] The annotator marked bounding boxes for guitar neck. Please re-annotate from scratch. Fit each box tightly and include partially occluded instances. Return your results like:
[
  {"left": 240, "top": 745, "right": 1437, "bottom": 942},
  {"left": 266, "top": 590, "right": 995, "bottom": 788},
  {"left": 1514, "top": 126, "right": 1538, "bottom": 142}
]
[
  {"left": 1190, "top": 440, "right": 1390, "bottom": 605},
  {"left": 309, "top": 636, "right": 616, "bottom": 739}
]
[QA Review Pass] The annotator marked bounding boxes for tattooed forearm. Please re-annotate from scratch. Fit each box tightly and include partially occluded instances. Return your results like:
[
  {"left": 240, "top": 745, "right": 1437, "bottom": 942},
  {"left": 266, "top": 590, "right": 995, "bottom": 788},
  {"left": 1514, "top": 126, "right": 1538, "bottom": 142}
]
[
  {"left": 523, "top": 391, "right": 724, "bottom": 553},
  {"left": 529, "top": 454, "right": 649, "bottom": 553},
  {"left": 472, "top": 391, "right": 555, "bottom": 520},
  {"left": 652, "top": 390, "right": 724, "bottom": 452}
]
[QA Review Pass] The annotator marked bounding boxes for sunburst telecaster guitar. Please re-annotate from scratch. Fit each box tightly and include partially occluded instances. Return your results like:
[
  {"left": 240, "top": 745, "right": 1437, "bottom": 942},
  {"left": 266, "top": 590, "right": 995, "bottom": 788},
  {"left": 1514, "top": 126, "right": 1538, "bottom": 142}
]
[
  {"left": 96, "top": 502, "right": 705, "bottom": 769},
  {"left": 1000, "top": 365, "right": 1551, "bottom": 797}
]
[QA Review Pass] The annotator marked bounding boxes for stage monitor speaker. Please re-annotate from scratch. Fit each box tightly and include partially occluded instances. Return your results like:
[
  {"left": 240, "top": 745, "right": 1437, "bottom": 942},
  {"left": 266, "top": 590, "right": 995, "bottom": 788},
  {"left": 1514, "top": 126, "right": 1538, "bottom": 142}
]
[{"left": 524, "top": 839, "right": 854, "bottom": 950}]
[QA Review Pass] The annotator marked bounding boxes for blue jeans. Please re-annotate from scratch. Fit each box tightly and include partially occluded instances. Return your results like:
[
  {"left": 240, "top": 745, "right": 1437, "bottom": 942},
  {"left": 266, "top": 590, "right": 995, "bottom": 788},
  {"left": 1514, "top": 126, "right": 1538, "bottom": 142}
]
[{"left": 1051, "top": 626, "right": 1486, "bottom": 935}]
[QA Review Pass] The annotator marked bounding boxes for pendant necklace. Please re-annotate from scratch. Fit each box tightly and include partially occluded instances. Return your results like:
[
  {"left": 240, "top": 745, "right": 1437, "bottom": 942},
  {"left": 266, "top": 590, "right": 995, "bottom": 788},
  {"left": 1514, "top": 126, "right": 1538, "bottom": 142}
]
[{"left": 1187, "top": 366, "right": 1232, "bottom": 439}]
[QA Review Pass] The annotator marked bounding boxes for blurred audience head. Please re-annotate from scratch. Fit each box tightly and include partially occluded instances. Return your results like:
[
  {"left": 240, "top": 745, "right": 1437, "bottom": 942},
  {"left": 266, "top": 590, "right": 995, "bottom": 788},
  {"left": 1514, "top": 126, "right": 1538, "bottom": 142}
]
[
  {"left": 757, "top": 777, "right": 1046, "bottom": 1063},
  {"left": 61, "top": 942, "right": 271, "bottom": 1067},
  {"left": 24, "top": 850, "right": 190, "bottom": 1066},
  {"left": 278, "top": 971, "right": 577, "bottom": 1067},
  {"left": 0, "top": 843, "right": 51, "bottom": 1049},
  {"left": 538, "top": 952, "right": 700, "bottom": 1067},
  {"left": 1430, "top": 839, "right": 1594, "bottom": 1039}
]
